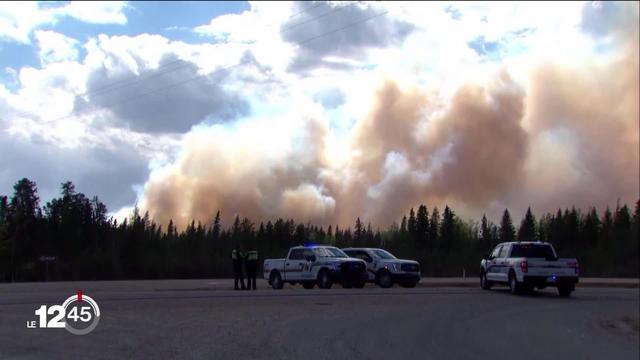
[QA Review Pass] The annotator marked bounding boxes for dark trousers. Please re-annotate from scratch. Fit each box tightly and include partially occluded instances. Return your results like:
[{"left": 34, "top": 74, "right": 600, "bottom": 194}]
[
  {"left": 233, "top": 261, "right": 245, "bottom": 290},
  {"left": 245, "top": 260, "right": 257, "bottom": 290}
]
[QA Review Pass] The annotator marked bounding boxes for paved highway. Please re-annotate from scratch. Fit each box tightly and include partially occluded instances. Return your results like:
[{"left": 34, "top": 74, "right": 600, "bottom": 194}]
[{"left": 0, "top": 280, "right": 638, "bottom": 359}]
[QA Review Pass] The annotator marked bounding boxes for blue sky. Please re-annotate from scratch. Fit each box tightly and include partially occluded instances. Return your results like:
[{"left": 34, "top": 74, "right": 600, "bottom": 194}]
[
  {"left": 0, "top": 1, "right": 248, "bottom": 72},
  {"left": 0, "top": 1, "right": 637, "bottom": 227}
]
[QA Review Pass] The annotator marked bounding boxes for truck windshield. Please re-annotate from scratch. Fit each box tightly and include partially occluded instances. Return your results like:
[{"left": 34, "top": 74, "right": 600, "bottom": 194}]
[
  {"left": 313, "top": 247, "right": 348, "bottom": 258},
  {"left": 510, "top": 244, "right": 557, "bottom": 259},
  {"left": 371, "top": 249, "right": 396, "bottom": 259}
]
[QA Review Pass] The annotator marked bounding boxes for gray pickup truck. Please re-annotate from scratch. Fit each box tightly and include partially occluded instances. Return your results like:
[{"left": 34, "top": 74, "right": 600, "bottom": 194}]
[{"left": 263, "top": 245, "right": 368, "bottom": 289}]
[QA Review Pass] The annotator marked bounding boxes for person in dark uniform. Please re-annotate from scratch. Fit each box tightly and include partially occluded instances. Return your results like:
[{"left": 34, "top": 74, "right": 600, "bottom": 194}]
[
  {"left": 231, "top": 245, "right": 246, "bottom": 290},
  {"left": 245, "top": 249, "right": 259, "bottom": 290}
]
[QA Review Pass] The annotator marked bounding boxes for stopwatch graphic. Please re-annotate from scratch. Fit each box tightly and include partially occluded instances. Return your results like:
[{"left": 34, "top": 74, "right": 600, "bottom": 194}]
[{"left": 27, "top": 290, "right": 101, "bottom": 335}]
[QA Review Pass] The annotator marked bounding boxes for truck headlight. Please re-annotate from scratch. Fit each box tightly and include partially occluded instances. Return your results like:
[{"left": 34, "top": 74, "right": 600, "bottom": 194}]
[{"left": 385, "top": 263, "right": 399, "bottom": 272}]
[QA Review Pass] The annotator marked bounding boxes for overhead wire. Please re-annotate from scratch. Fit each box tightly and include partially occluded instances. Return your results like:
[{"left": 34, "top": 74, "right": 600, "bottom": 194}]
[{"left": 39, "top": 3, "right": 391, "bottom": 124}]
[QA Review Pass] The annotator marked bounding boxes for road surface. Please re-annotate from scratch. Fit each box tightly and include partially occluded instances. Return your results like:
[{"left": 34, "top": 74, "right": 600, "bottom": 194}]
[{"left": 0, "top": 279, "right": 638, "bottom": 359}]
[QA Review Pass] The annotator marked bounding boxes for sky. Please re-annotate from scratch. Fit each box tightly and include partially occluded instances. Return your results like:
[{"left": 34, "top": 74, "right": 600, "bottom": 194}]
[{"left": 0, "top": 1, "right": 638, "bottom": 229}]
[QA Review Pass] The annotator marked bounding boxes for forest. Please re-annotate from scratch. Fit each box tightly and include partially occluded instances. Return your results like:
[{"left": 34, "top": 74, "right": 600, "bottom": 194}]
[{"left": 0, "top": 178, "right": 638, "bottom": 282}]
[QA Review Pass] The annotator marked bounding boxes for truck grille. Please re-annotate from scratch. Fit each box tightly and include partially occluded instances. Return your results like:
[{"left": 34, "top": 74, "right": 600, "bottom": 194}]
[
  {"left": 401, "top": 264, "right": 419, "bottom": 272},
  {"left": 343, "top": 262, "right": 365, "bottom": 272}
]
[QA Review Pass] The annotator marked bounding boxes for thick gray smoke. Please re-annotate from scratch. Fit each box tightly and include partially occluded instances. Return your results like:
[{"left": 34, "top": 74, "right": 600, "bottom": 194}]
[{"left": 139, "top": 4, "right": 639, "bottom": 229}]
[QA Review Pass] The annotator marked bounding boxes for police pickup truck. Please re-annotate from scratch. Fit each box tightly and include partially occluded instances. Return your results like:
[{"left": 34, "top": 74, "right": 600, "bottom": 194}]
[
  {"left": 342, "top": 248, "right": 421, "bottom": 288},
  {"left": 480, "top": 242, "right": 579, "bottom": 297},
  {"left": 263, "top": 245, "right": 368, "bottom": 289}
]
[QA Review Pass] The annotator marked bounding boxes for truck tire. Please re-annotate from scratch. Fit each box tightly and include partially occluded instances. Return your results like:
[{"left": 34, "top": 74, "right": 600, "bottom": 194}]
[
  {"left": 399, "top": 281, "right": 417, "bottom": 288},
  {"left": 376, "top": 270, "right": 393, "bottom": 288},
  {"left": 508, "top": 271, "right": 521, "bottom": 295},
  {"left": 302, "top": 282, "right": 315, "bottom": 289},
  {"left": 558, "top": 284, "right": 573, "bottom": 298},
  {"left": 270, "top": 270, "right": 284, "bottom": 290},
  {"left": 353, "top": 281, "right": 365, "bottom": 289},
  {"left": 317, "top": 269, "right": 333, "bottom": 289},
  {"left": 480, "top": 270, "right": 492, "bottom": 290}
]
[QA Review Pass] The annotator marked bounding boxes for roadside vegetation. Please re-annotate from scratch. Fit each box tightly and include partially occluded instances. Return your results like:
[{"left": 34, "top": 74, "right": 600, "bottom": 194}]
[{"left": 0, "top": 178, "right": 638, "bottom": 281}]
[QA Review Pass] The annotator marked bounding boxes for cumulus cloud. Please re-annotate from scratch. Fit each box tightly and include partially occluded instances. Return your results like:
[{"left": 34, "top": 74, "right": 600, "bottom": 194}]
[
  {"left": 281, "top": 1, "right": 414, "bottom": 71},
  {"left": 0, "top": 1, "right": 128, "bottom": 43},
  {"left": 0, "top": 132, "right": 149, "bottom": 211},
  {"left": 2, "top": 1, "right": 638, "bottom": 229},
  {"left": 34, "top": 30, "right": 79, "bottom": 65}
]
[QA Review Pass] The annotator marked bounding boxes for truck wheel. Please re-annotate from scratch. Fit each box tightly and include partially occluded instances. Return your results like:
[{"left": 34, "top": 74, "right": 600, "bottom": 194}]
[
  {"left": 270, "top": 271, "right": 283, "bottom": 290},
  {"left": 377, "top": 270, "right": 393, "bottom": 288},
  {"left": 508, "top": 271, "right": 521, "bottom": 295},
  {"left": 558, "top": 285, "right": 573, "bottom": 298},
  {"left": 480, "top": 270, "right": 492, "bottom": 290},
  {"left": 302, "top": 282, "right": 315, "bottom": 289},
  {"left": 317, "top": 270, "right": 333, "bottom": 289},
  {"left": 400, "top": 281, "right": 417, "bottom": 288}
]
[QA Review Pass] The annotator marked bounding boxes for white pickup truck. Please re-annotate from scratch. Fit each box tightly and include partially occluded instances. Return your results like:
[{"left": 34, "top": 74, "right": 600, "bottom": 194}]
[
  {"left": 342, "top": 248, "right": 421, "bottom": 288},
  {"left": 480, "top": 241, "right": 579, "bottom": 297},
  {"left": 263, "top": 245, "right": 368, "bottom": 289}
]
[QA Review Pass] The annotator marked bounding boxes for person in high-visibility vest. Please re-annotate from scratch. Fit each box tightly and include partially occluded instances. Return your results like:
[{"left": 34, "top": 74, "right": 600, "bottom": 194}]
[
  {"left": 231, "top": 245, "right": 246, "bottom": 290},
  {"left": 245, "top": 249, "right": 259, "bottom": 290}
]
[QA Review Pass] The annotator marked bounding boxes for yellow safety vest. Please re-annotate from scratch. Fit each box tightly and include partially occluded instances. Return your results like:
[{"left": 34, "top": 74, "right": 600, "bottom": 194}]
[{"left": 246, "top": 250, "right": 258, "bottom": 261}]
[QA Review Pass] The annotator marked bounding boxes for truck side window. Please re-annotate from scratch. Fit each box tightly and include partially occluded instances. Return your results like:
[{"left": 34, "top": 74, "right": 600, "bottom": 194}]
[
  {"left": 302, "top": 249, "right": 315, "bottom": 261},
  {"left": 289, "top": 249, "right": 303, "bottom": 260},
  {"left": 358, "top": 251, "right": 373, "bottom": 263},
  {"left": 491, "top": 245, "right": 502, "bottom": 259},
  {"left": 499, "top": 245, "right": 509, "bottom": 258}
]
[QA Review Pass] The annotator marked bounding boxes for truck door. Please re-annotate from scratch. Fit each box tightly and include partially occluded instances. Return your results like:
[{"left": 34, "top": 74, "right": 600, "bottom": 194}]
[
  {"left": 486, "top": 245, "right": 503, "bottom": 281},
  {"left": 350, "top": 250, "right": 375, "bottom": 281},
  {"left": 495, "top": 245, "right": 510, "bottom": 282},
  {"left": 285, "top": 249, "right": 304, "bottom": 281},
  {"left": 300, "top": 249, "right": 316, "bottom": 280}
]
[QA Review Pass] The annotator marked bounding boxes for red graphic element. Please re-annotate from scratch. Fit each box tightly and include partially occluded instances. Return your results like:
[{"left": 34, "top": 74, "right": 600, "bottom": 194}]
[{"left": 77, "top": 289, "right": 82, "bottom": 302}]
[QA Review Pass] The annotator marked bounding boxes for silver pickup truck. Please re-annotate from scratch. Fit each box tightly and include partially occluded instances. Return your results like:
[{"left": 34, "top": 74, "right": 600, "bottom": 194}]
[
  {"left": 263, "top": 245, "right": 368, "bottom": 289},
  {"left": 480, "top": 241, "right": 579, "bottom": 297}
]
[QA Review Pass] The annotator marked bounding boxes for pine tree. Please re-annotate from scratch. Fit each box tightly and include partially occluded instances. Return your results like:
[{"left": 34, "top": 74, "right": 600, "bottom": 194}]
[
  {"left": 429, "top": 207, "right": 440, "bottom": 246},
  {"left": 517, "top": 207, "right": 537, "bottom": 242},
  {"left": 416, "top": 204, "right": 429, "bottom": 248},
  {"left": 353, "top": 217, "right": 363, "bottom": 246},
  {"left": 407, "top": 208, "right": 417, "bottom": 238},
  {"left": 499, "top": 209, "right": 515, "bottom": 243},
  {"left": 440, "top": 206, "right": 456, "bottom": 252},
  {"left": 480, "top": 214, "right": 490, "bottom": 249},
  {"left": 211, "top": 211, "right": 221, "bottom": 241}
]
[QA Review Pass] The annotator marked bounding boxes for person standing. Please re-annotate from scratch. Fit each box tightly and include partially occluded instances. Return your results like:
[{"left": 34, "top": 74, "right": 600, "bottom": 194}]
[
  {"left": 245, "top": 249, "right": 259, "bottom": 290},
  {"left": 231, "top": 245, "right": 246, "bottom": 290}
]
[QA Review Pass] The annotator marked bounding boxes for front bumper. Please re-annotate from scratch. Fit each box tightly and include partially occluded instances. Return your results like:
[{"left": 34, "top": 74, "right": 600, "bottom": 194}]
[
  {"left": 391, "top": 273, "right": 421, "bottom": 283},
  {"left": 329, "top": 267, "right": 368, "bottom": 284},
  {"left": 523, "top": 275, "right": 579, "bottom": 287}
]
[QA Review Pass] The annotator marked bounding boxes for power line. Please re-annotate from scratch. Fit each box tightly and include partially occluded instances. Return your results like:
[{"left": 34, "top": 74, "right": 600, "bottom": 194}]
[
  {"left": 76, "top": 2, "right": 331, "bottom": 99},
  {"left": 298, "top": 9, "right": 388, "bottom": 46},
  {"left": 44, "top": 7, "right": 391, "bottom": 124},
  {"left": 280, "top": 2, "right": 360, "bottom": 34}
]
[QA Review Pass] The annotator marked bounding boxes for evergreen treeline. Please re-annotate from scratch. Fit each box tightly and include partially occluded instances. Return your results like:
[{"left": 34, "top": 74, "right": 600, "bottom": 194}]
[{"left": 0, "top": 178, "right": 638, "bottom": 282}]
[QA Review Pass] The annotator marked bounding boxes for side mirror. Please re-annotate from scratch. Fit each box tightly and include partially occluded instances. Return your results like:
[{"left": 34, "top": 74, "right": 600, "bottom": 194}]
[{"left": 304, "top": 255, "right": 316, "bottom": 262}]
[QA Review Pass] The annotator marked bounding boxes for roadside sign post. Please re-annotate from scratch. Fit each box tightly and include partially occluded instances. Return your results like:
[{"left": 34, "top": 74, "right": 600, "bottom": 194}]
[{"left": 39, "top": 256, "right": 56, "bottom": 282}]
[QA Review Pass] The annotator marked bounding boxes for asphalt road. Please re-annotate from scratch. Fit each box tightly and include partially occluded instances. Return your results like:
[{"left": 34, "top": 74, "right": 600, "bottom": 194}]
[{"left": 0, "top": 280, "right": 638, "bottom": 360}]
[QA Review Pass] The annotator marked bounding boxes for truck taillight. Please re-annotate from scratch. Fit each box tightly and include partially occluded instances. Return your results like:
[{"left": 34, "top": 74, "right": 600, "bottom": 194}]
[{"left": 520, "top": 260, "right": 528, "bottom": 273}]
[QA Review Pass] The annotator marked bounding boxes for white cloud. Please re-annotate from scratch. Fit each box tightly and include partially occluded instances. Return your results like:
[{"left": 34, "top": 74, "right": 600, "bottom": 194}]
[
  {"left": 34, "top": 30, "right": 79, "bottom": 65},
  {"left": 0, "top": 1, "right": 128, "bottom": 43},
  {"left": 58, "top": 1, "right": 128, "bottom": 25}
]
